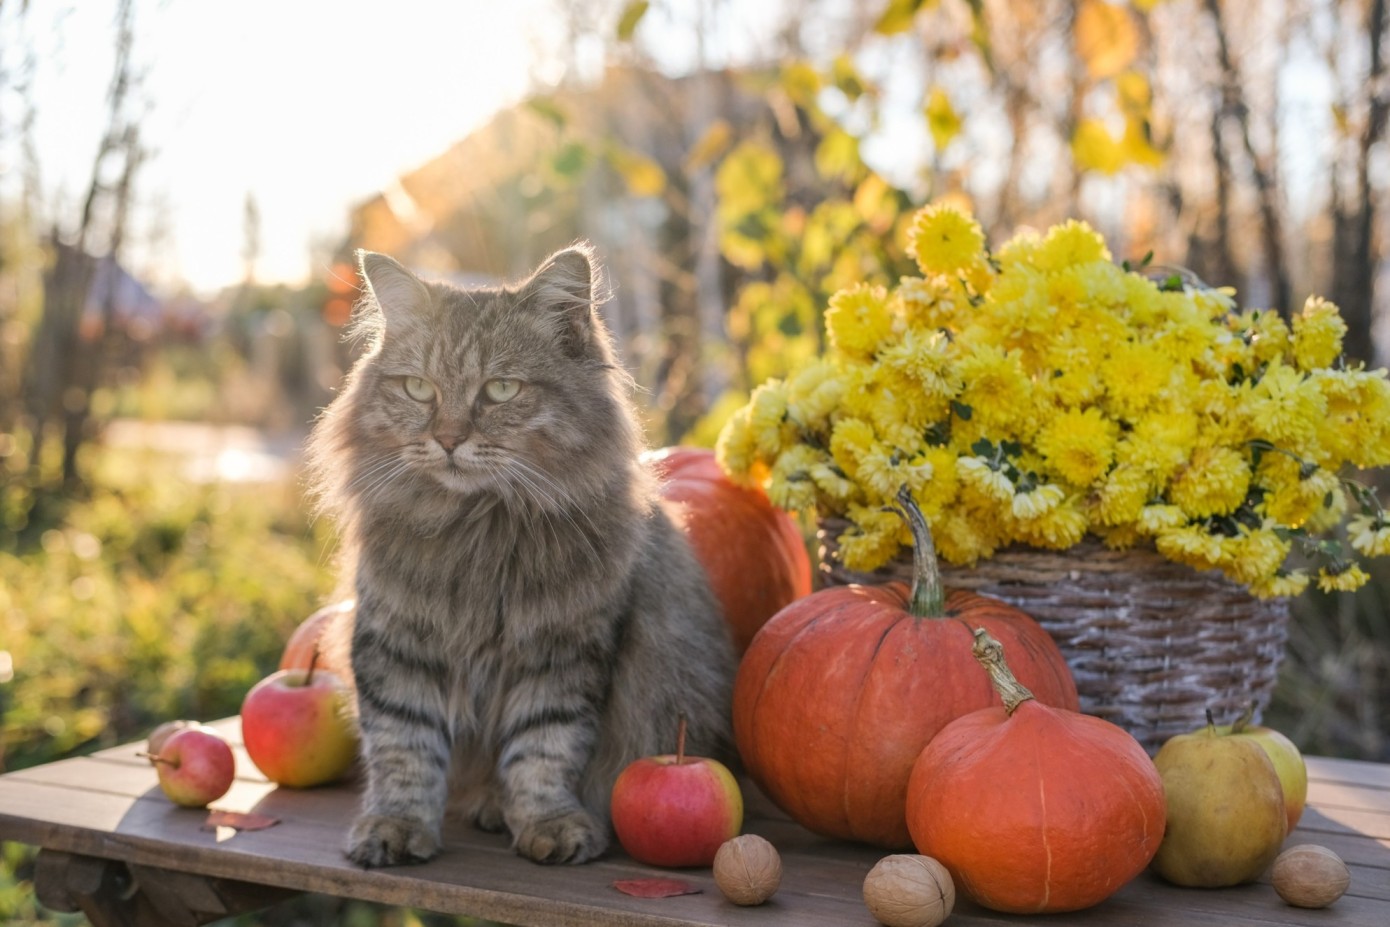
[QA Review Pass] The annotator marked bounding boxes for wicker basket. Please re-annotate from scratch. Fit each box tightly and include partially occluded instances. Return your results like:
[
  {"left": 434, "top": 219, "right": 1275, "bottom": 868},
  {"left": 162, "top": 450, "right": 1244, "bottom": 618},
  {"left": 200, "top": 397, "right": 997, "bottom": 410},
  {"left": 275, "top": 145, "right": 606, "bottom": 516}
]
[{"left": 818, "top": 519, "right": 1292, "bottom": 754}]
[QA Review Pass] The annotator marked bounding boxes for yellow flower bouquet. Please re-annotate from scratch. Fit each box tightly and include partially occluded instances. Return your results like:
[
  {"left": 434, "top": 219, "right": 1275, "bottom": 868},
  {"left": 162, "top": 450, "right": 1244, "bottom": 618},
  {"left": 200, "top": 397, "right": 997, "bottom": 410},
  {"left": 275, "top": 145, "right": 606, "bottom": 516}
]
[{"left": 717, "top": 203, "right": 1390, "bottom": 599}]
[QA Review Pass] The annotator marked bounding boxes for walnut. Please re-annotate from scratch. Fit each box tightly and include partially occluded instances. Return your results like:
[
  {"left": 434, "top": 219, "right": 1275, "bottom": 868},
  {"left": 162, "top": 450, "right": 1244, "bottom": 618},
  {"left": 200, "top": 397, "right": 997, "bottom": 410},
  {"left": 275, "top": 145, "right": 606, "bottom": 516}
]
[
  {"left": 1271, "top": 844, "right": 1350, "bottom": 909},
  {"left": 862, "top": 854, "right": 955, "bottom": 927},
  {"left": 712, "top": 834, "right": 781, "bottom": 905}
]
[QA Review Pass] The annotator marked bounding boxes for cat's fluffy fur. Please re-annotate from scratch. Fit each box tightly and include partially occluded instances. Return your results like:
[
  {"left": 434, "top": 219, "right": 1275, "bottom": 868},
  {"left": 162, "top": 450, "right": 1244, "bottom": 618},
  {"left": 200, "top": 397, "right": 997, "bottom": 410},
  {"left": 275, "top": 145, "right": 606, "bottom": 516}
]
[{"left": 305, "top": 246, "right": 735, "bottom": 867}]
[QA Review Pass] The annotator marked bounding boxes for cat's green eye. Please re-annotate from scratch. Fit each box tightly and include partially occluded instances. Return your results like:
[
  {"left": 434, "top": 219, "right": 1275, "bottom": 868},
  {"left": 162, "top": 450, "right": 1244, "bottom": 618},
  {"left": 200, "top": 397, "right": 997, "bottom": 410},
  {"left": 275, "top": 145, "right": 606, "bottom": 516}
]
[
  {"left": 403, "top": 376, "right": 436, "bottom": 402},
  {"left": 484, "top": 378, "right": 521, "bottom": 403}
]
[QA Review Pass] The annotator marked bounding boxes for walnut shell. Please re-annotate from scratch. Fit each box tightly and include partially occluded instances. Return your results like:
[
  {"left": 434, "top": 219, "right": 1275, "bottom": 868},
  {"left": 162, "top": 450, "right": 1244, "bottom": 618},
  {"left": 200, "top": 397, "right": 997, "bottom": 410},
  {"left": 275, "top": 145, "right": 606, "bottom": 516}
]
[
  {"left": 712, "top": 834, "right": 782, "bottom": 905},
  {"left": 863, "top": 854, "right": 955, "bottom": 927},
  {"left": 1271, "top": 844, "right": 1350, "bottom": 909}
]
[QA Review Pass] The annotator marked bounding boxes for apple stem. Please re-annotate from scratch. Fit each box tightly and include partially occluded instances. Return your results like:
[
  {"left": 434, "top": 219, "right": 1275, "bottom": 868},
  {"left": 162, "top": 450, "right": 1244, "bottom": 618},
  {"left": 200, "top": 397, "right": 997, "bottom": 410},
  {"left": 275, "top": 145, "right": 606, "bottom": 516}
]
[
  {"left": 1232, "top": 699, "right": 1257, "bottom": 734},
  {"left": 306, "top": 646, "right": 320, "bottom": 687},
  {"left": 136, "top": 751, "right": 176, "bottom": 768},
  {"left": 676, "top": 715, "right": 687, "bottom": 766}
]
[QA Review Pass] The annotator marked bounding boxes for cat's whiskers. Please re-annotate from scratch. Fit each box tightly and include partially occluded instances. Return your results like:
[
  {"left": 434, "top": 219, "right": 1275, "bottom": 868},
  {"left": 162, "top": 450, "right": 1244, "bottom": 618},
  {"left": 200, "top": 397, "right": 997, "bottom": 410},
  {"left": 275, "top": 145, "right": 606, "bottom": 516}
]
[
  {"left": 489, "top": 456, "right": 602, "bottom": 566},
  {"left": 502, "top": 457, "right": 605, "bottom": 540},
  {"left": 354, "top": 456, "right": 415, "bottom": 509}
]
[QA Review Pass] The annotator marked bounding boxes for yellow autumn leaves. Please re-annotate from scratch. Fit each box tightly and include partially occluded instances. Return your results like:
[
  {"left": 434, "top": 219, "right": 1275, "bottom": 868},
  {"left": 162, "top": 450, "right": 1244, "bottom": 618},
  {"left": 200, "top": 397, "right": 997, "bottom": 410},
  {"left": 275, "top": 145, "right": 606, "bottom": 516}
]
[{"left": 716, "top": 202, "right": 1390, "bottom": 597}]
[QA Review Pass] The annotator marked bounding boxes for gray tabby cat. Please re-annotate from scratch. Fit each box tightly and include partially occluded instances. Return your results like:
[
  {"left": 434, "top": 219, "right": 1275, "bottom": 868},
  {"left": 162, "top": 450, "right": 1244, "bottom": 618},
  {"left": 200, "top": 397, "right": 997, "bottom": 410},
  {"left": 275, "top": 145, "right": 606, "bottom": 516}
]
[{"left": 305, "top": 245, "right": 735, "bottom": 867}]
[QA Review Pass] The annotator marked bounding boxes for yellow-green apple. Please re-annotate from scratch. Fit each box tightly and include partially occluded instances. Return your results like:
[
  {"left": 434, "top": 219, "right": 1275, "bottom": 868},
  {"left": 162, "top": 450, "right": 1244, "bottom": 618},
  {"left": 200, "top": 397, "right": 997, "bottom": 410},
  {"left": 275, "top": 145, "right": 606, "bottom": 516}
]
[
  {"left": 240, "top": 660, "right": 358, "bottom": 788},
  {"left": 610, "top": 719, "right": 743, "bottom": 868},
  {"left": 1213, "top": 702, "right": 1307, "bottom": 831},
  {"left": 1151, "top": 711, "right": 1288, "bottom": 887},
  {"left": 142, "top": 727, "right": 236, "bottom": 808}
]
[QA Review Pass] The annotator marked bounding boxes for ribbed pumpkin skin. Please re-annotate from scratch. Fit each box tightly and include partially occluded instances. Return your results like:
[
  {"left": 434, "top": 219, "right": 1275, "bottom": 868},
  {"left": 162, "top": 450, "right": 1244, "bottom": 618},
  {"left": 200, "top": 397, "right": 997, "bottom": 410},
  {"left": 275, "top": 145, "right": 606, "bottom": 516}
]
[
  {"left": 647, "top": 447, "right": 812, "bottom": 654},
  {"left": 906, "top": 700, "right": 1166, "bottom": 913},
  {"left": 732, "top": 583, "right": 1079, "bottom": 848}
]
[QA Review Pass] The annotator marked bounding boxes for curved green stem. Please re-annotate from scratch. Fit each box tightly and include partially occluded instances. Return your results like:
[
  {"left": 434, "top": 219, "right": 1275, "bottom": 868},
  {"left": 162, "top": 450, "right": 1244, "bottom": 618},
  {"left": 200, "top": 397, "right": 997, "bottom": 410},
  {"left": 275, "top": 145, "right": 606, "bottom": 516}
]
[{"left": 895, "top": 486, "right": 944, "bottom": 618}]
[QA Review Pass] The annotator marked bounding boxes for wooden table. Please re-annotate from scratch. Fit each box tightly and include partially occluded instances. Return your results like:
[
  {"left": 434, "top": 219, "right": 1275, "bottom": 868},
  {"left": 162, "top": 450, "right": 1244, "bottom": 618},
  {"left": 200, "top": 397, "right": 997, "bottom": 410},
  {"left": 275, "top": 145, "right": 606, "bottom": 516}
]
[{"left": 0, "top": 718, "right": 1386, "bottom": 926}]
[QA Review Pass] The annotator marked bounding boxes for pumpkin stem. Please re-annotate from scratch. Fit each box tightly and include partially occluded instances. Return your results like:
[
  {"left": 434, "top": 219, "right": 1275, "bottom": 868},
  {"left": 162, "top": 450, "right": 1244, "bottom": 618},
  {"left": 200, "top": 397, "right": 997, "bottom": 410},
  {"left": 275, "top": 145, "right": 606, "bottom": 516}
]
[
  {"left": 1231, "top": 699, "right": 1257, "bottom": 734},
  {"left": 971, "top": 628, "right": 1035, "bottom": 716},
  {"left": 675, "top": 715, "right": 687, "bottom": 765},
  {"left": 895, "top": 487, "right": 945, "bottom": 618}
]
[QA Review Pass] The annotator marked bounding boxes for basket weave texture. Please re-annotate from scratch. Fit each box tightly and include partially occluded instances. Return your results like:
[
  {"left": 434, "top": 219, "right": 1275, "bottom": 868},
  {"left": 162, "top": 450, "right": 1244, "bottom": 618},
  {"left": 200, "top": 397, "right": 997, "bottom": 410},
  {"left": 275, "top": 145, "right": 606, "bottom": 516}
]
[{"left": 818, "top": 519, "right": 1292, "bottom": 754}]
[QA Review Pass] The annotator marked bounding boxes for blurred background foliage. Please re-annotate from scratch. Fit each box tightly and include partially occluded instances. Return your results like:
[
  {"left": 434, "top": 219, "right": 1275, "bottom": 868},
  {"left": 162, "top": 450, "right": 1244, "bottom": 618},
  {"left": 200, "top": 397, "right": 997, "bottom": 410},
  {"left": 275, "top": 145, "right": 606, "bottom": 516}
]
[{"left": 1, "top": 0, "right": 1388, "bottom": 923}]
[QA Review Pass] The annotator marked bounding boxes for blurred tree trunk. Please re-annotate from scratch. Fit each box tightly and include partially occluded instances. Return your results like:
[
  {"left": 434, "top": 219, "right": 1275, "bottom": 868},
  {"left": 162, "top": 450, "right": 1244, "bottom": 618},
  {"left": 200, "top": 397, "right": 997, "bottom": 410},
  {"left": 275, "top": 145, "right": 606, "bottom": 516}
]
[
  {"left": 1331, "top": 0, "right": 1387, "bottom": 364},
  {"left": 22, "top": 0, "right": 143, "bottom": 488},
  {"left": 1203, "top": 0, "right": 1291, "bottom": 312}
]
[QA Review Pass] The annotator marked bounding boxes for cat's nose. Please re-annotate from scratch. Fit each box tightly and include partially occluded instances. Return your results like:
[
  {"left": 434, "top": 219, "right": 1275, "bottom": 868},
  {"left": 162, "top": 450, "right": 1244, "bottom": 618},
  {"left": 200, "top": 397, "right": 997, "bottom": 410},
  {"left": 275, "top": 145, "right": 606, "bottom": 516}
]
[{"left": 435, "top": 432, "right": 468, "bottom": 452}]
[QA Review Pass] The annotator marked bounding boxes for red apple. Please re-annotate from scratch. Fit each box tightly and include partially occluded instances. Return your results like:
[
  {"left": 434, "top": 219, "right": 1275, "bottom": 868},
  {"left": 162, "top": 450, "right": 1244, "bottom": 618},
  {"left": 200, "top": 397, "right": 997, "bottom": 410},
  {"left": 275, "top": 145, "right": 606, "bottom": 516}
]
[
  {"left": 1214, "top": 703, "right": 1308, "bottom": 831},
  {"left": 610, "top": 719, "right": 744, "bottom": 868},
  {"left": 279, "top": 600, "right": 353, "bottom": 676},
  {"left": 240, "top": 661, "right": 358, "bottom": 788},
  {"left": 143, "top": 728, "right": 236, "bottom": 808}
]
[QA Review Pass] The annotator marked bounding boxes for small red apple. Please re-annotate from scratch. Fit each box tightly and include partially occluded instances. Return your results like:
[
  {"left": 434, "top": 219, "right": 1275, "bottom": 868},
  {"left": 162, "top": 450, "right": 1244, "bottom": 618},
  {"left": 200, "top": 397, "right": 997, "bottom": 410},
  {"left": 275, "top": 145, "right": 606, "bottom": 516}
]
[
  {"left": 610, "top": 719, "right": 744, "bottom": 868},
  {"left": 1214, "top": 702, "right": 1308, "bottom": 831},
  {"left": 240, "top": 657, "right": 358, "bottom": 788},
  {"left": 142, "top": 728, "right": 236, "bottom": 808}
]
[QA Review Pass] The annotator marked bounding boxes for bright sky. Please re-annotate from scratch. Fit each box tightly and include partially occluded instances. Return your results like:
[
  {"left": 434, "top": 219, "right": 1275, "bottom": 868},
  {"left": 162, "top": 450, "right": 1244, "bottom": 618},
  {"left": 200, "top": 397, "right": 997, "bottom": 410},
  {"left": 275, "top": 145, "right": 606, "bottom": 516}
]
[{"left": 18, "top": 1, "right": 560, "bottom": 296}]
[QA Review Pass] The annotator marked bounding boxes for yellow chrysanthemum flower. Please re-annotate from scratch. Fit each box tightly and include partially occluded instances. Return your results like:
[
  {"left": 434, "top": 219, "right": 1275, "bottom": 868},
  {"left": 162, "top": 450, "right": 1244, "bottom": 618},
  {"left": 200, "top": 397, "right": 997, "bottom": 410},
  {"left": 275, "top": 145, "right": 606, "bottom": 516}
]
[
  {"left": 1033, "top": 219, "right": 1111, "bottom": 273},
  {"left": 1101, "top": 340, "right": 1174, "bottom": 421},
  {"left": 747, "top": 380, "right": 791, "bottom": 458},
  {"left": 1012, "top": 483, "right": 1066, "bottom": 520},
  {"left": 1011, "top": 495, "right": 1089, "bottom": 550},
  {"left": 1258, "top": 456, "right": 1339, "bottom": 529},
  {"left": 1292, "top": 296, "right": 1348, "bottom": 372},
  {"left": 766, "top": 445, "right": 822, "bottom": 512},
  {"left": 785, "top": 359, "right": 846, "bottom": 427},
  {"left": 1317, "top": 563, "right": 1369, "bottom": 593},
  {"left": 1094, "top": 464, "right": 1153, "bottom": 526},
  {"left": 957, "top": 455, "right": 1015, "bottom": 503},
  {"left": 838, "top": 503, "right": 908, "bottom": 571},
  {"left": 955, "top": 344, "right": 1033, "bottom": 433},
  {"left": 1348, "top": 514, "right": 1390, "bottom": 557},
  {"left": 1168, "top": 445, "right": 1251, "bottom": 518},
  {"left": 1137, "top": 503, "right": 1187, "bottom": 534},
  {"left": 907, "top": 204, "right": 987, "bottom": 277},
  {"left": 825, "top": 283, "right": 895, "bottom": 359},
  {"left": 1220, "top": 527, "right": 1291, "bottom": 586},
  {"left": 1249, "top": 570, "right": 1311, "bottom": 598},
  {"left": 1245, "top": 362, "right": 1325, "bottom": 454},
  {"left": 1035, "top": 407, "right": 1119, "bottom": 487},
  {"left": 1155, "top": 524, "right": 1224, "bottom": 569},
  {"left": 715, "top": 407, "right": 758, "bottom": 485}
]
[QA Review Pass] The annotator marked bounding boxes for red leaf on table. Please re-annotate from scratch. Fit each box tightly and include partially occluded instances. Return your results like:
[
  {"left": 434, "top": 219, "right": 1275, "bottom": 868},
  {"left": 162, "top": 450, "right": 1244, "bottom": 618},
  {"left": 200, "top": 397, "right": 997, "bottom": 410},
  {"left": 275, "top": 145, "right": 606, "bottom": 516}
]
[
  {"left": 202, "top": 810, "right": 280, "bottom": 831},
  {"left": 613, "top": 878, "right": 702, "bottom": 898}
]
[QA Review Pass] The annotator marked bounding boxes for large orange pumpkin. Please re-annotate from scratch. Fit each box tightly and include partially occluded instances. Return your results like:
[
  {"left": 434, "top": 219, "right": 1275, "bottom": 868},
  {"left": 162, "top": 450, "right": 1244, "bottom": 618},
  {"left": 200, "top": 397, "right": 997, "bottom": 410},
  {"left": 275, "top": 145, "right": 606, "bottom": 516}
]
[
  {"left": 645, "top": 446, "right": 812, "bottom": 654},
  {"left": 733, "top": 490, "right": 1079, "bottom": 848},
  {"left": 906, "top": 629, "right": 1166, "bottom": 914}
]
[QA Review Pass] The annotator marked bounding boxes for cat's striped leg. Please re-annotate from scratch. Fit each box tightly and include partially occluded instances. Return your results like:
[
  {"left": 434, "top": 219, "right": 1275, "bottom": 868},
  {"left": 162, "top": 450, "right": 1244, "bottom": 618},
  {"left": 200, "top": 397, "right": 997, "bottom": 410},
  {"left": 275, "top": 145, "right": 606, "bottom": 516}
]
[
  {"left": 495, "top": 664, "right": 608, "bottom": 864},
  {"left": 345, "top": 619, "right": 454, "bottom": 868}
]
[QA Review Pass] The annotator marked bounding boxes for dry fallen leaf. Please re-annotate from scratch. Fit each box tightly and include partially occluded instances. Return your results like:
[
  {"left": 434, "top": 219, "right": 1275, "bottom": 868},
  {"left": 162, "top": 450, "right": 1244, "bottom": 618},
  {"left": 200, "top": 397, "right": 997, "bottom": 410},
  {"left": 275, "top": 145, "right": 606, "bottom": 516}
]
[
  {"left": 202, "top": 810, "right": 280, "bottom": 832},
  {"left": 612, "top": 878, "right": 701, "bottom": 898}
]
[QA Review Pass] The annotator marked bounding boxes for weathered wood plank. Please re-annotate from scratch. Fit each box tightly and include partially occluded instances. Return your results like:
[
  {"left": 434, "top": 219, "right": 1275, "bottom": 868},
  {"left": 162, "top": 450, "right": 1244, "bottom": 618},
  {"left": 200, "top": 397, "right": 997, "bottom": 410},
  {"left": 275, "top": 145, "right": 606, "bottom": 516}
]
[{"left": 4, "top": 741, "right": 1390, "bottom": 926}]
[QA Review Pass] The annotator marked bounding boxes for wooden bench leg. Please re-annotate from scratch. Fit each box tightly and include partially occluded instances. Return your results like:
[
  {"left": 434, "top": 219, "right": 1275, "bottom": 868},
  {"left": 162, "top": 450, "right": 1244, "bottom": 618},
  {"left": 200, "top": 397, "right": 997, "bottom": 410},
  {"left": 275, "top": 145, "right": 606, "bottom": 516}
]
[{"left": 34, "top": 849, "right": 300, "bottom": 926}]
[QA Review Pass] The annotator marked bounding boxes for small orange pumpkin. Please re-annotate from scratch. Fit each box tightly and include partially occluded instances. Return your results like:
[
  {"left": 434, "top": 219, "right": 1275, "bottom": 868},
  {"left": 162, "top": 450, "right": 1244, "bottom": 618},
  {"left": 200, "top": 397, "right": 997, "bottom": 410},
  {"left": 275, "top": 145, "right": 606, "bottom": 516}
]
[
  {"left": 646, "top": 446, "right": 812, "bottom": 654},
  {"left": 906, "top": 628, "right": 1166, "bottom": 914},
  {"left": 733, "top": 490, "right": 1078, "bottom": 848}
]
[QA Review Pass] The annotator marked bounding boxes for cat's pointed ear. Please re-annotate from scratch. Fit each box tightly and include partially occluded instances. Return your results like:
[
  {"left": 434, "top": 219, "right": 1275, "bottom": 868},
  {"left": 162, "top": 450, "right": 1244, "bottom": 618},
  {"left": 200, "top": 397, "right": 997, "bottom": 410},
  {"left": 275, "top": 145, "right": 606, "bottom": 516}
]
[
  {"left": 519, "top": 245, "right": 601, "bottom": 354},
  {"left": 358, "top": 250, "right": 431, "bottom": 333}
]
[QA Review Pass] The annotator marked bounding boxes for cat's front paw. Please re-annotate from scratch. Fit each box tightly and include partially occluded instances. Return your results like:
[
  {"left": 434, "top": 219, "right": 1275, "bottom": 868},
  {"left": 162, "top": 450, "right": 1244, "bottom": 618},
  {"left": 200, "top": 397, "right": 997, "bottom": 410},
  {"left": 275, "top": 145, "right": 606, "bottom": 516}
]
[
  {"left": 512, "top": 809, "right": 607, "bottom": 864},
  {"left": 346, "top": 814, "right": 439, "bottom": 868}
]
